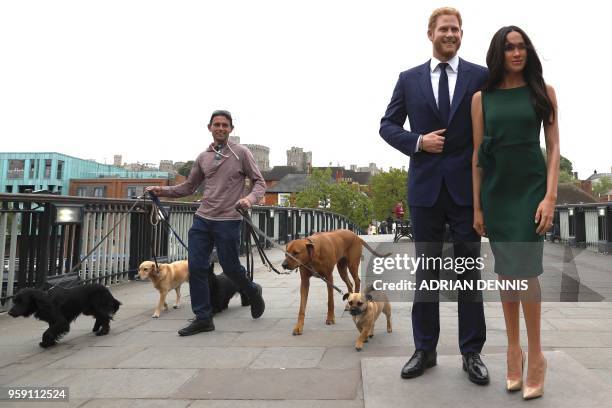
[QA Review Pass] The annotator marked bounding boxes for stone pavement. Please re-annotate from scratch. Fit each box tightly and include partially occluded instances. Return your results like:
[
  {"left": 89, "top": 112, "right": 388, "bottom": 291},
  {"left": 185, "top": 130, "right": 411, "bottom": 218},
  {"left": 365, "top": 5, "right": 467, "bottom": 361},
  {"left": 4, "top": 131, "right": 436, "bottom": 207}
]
[{"left": 0, "top": 235, "right": 611, "bottom": 407}]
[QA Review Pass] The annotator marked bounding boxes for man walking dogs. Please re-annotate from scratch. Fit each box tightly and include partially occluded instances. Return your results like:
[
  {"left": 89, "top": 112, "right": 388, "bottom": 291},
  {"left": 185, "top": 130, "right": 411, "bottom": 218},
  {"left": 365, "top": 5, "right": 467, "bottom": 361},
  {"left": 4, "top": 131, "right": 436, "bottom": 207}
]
[
  {"left": 379, "top": 8, "right": 489, "bottom": 384},
  {"left": 146, "top": 110, "right": 266, "bottom": 336}
]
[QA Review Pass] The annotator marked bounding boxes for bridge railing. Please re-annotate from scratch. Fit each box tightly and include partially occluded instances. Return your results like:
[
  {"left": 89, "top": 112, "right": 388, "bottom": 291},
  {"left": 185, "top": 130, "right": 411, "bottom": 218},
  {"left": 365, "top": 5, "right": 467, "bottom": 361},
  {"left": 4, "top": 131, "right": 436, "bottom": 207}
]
[
  {"left": 0, "top": 193, "right": 362, "bottom": 311},
  {"left": 554, "top": 203, "right": 612, "bottom": 253}
]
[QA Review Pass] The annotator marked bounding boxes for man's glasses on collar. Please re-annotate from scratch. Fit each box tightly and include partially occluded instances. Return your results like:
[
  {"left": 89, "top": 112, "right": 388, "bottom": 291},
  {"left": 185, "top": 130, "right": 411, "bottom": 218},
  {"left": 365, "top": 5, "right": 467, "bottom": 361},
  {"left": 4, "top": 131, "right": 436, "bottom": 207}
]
[{"left": 214, "top": 144, "right": 225, "bottom": 160}]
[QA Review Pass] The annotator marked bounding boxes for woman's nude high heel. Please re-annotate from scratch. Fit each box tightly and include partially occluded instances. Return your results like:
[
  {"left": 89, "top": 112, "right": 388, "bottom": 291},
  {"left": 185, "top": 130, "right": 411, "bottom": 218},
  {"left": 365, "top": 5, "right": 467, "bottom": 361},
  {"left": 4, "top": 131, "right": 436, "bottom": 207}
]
[{"left": 506, "top": 350, "right": 525, "bottom": 392}]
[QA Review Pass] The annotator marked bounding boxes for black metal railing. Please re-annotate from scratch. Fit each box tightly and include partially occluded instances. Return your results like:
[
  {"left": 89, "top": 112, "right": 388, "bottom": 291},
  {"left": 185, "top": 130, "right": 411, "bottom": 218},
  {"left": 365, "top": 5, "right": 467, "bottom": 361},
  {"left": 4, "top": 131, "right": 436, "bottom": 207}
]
[
  {"left": 0, "top": 193, "right": 363, "bottom": 310},
  {"left": 553, "top": 202, "right": 612, "bottom": 253}
]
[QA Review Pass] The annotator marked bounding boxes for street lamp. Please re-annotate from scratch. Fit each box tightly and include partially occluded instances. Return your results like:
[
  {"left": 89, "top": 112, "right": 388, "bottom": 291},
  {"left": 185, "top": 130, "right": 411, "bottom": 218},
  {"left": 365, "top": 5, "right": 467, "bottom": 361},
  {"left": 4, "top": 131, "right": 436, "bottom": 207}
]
[{"left": 53, "top": 204, "right": 83, "bottom": 224}]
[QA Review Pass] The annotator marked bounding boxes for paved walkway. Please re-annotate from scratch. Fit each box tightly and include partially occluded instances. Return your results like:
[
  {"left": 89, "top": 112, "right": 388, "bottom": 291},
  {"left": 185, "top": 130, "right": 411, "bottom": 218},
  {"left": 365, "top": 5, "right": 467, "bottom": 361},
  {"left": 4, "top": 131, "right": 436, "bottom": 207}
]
[{"left": 0, "top": 236, "right": 611, "bottom": 407}]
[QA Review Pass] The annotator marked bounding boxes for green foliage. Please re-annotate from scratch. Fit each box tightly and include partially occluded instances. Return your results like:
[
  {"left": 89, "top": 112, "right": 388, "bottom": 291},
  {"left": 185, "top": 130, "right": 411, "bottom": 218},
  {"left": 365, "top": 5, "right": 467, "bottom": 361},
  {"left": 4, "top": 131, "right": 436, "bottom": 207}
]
[
  {"left": 369, "top": 168, "right": 408, "bottom": 220},
  {"left": 541, "top": 148, "right": 573, "bottom": 177},
  {"left": 593, "top": 176, "right": 612, "bottom": 197},
  {"left": 295, "top": 168, "right": 372, "bottom": 229},
  {"left": 178, "top": 161, "right": 195, "bottom": 177},
  {"left": 295, "top": 168, "right": 334, "bottom": 209},
  {"left": 558, "top": 170, "right": 573, "bottom": 183},
  {"left": 329, "top": 182, "right": 372, "bottom": 230},
  {"left": 560, "top": 155, "right": 573, "bottom": 174}
]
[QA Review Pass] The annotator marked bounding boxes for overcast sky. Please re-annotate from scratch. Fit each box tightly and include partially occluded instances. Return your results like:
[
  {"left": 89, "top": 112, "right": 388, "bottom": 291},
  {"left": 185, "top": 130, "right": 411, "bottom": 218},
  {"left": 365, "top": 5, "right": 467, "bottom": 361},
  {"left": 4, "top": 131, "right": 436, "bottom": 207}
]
[{"left": 1, "top": 1, "right": 609, "bottom": 179}]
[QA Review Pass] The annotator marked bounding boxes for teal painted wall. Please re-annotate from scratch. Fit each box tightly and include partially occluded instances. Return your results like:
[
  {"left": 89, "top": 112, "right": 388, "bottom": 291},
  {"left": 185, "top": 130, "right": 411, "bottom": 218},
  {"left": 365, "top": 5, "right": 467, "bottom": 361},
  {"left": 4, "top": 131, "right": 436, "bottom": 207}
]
[{"left": 0, "top": 152, "right": 169, "bottom": 194}]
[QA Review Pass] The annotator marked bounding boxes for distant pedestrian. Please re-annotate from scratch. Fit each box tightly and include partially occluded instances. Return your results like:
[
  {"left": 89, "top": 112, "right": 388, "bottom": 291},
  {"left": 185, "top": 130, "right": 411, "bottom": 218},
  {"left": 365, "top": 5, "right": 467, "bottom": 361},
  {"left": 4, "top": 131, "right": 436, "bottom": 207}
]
[
  {"left": 394, "top": 201, "right": 405, "bottom": 220},
  {"left": 386, "top": 215, "right": 394, "bottom": 233}
]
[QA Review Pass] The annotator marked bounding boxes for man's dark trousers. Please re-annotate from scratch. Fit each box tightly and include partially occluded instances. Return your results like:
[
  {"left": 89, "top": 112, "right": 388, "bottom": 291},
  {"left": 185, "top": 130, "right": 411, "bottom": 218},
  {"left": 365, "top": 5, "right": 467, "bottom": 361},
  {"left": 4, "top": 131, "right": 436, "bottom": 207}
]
[
  {"left": 187, "top": 215, "right": 258, "bottom": 321},
  {"left": 410, "top": 181, "right": 486, "bottom": 354}
]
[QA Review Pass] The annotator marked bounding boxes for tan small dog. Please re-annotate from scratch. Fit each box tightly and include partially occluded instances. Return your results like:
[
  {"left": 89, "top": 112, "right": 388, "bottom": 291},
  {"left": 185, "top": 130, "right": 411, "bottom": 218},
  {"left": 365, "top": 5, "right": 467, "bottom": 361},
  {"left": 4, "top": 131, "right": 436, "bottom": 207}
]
[
  {"left": 138, "top": 260, "right": 189, "bottom": 318},
  {"left": 343, "top": 285, "right": 392, "bottom": 351}
]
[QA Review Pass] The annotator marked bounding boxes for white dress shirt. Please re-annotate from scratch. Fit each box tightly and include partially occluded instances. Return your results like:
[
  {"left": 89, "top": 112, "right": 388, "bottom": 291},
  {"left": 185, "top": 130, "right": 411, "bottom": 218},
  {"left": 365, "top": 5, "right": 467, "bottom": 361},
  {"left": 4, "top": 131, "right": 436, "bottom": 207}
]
[
  {"left": 416, "top": 54, "right": 460, "bottom": 152},
  {"left": 430, "top": 54, "right": 459, "bottom": 107}
]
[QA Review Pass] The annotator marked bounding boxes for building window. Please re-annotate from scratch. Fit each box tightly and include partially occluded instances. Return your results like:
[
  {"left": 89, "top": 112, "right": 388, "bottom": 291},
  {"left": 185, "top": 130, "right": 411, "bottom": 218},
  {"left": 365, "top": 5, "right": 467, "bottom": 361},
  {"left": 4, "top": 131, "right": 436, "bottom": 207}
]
[
  {"left": 278, "top": 193, "right": 291, "bottom": 207},
  {"left": 126, "top": 185, "right": 144, "bottom": 198},
  {"left": 29, "top": 160, "right": 38, "bottom": 178},
  {"left": 93, "top": 187, "right": 106, "bottom": 197},
  {"left": 57, "top": 160, "right": 64, "bottom": 179},
  {"left": 76, "top": 187, "right": 88, "bottom": 197},
  {"left": 8, "top": 160, "right": 25, "bottom": 179},
  {"left": 18, "top": 185, "right": 35, "bottom": 193},
  {"left": 44, "top": 159, "right": 52, "bottom": 179}
]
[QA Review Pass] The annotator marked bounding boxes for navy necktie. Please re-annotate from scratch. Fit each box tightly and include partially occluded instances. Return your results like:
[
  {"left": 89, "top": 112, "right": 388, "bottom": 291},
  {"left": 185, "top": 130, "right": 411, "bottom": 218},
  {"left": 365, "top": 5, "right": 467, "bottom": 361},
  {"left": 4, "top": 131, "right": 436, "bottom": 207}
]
[{"left": 438, "top": 62, "right": 450, "bottom": 125}]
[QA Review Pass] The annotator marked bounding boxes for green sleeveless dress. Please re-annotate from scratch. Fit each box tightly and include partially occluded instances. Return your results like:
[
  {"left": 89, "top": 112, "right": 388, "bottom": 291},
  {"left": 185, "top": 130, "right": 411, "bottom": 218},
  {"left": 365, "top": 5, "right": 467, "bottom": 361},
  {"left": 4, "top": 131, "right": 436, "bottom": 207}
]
[{"left": 478, "top": 86, "right": 547, "bottom": 277}]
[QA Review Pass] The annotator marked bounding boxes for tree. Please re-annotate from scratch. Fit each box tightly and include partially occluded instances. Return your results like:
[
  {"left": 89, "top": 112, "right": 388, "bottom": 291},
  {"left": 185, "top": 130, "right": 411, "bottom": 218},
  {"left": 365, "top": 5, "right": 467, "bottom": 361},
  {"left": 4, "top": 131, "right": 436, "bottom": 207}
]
[
  {"left": 593, "top": 176, "right": 612, "bottom": 197},
  {"left": 295, "top": 168, "right": 334, "bottom": 209},
  {"left": 295, "top": 168, "right": 372, "bottom": 229},
  {"left": 558, "top": 170, "right": 573, "bottom": 183},
  {"left": 178, "top": 161, "right": 194, "bottom": 177},
  {"left": 541, "top": 148, "right": 574, "bottom": 181},
  {"left": 329, "top": 182, "right": 372, "bottom": 229},
  {"left": 369, "top": 168, "right": 408, "bottom": 220},
  {"left": 560, "top": 155, "right": 573, "bottom": 174}
]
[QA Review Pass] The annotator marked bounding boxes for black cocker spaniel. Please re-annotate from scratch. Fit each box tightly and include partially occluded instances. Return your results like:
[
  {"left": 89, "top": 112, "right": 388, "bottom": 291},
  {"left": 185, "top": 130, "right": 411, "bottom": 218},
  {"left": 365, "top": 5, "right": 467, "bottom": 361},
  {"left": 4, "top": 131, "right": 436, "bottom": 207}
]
[{"left": 8, "top": 284, "right": 121, "bottom": 348}]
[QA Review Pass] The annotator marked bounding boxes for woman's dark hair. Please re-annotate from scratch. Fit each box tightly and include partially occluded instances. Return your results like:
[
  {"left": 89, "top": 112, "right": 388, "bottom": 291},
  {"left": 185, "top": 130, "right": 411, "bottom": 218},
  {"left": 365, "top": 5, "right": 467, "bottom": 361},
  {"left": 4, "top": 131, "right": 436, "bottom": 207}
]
[
  {"left": 483, "top": 26, "right": 554, "bottom": 125},
  {"left": 209, "top": 110, "right": 233, "bottom": 127}
]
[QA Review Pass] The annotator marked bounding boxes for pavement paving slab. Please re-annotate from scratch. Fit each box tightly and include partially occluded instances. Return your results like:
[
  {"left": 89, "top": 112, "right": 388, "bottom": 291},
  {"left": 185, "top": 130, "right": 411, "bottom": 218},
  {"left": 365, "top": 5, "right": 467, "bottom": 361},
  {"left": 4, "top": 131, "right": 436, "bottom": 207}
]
[
  {"left": 361, "top": 350, "right": 611, "bottom": 408},
  {"left": 173, "top": 368, "right": 361, "bottom": 400},
  {"left": 0, "top": 242, "right": 610, "bottom": 407}
]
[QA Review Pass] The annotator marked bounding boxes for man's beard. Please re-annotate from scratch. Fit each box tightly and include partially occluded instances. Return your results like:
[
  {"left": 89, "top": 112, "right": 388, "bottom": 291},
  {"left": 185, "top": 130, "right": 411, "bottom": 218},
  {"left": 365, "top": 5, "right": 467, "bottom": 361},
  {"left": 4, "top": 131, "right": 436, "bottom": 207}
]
[{"left": 435, "top": 40, "right": 459, "bottom": 59}]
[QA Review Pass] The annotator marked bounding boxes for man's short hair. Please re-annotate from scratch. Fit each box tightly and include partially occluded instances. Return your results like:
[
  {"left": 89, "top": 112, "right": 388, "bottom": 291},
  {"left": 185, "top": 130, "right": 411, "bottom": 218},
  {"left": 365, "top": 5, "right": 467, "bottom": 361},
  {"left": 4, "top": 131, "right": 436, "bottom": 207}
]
[
  {"left": 428, "top": 7, "right": 462, "bottom": 31},
  {"left": 209, "top": 110, "right": 233, "bottom": 127}
]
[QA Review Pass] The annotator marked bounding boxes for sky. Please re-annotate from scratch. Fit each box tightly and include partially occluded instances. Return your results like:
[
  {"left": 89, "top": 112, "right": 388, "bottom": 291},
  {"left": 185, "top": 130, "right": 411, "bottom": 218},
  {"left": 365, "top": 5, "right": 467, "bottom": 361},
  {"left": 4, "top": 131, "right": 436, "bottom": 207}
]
[{"left": 0, "top": 0, "right": 609, "bottom": 179}]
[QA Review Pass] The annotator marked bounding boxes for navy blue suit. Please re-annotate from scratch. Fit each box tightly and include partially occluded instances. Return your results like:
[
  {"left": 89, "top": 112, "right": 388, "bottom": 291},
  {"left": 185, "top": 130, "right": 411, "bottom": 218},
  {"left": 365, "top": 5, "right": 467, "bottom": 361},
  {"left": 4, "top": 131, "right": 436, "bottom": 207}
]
[{"left": 380, "top": 58, "right": 487, "bottom": 354}]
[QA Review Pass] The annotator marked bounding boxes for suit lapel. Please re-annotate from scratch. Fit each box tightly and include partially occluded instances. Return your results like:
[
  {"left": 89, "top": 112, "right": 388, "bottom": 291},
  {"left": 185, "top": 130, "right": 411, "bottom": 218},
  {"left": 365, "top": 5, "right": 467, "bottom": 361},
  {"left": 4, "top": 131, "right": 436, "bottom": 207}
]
[
  {"left": 448, "top": 58, "right": 472, "bottom": 124},
  {"left": 417, "top": 61, "right": 441, "bottom": 122}
]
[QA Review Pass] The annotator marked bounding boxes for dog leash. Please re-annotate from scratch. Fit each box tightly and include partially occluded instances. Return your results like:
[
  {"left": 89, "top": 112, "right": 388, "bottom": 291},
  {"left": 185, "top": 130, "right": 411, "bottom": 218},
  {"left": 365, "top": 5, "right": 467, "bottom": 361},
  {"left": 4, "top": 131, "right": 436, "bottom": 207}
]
[
  {"left": 148, "top": 192, "right": 280, "bottom": 276},
  {"left": 147, "top": 195, "right": 344, "bottom": 294},
  {"left": 46, "top": 196, "right": 147, "bottom": 291},
  {"left": 147, "top": 192, "right": 189, "bottom": 250},
  {"left": 243, "top": 216, "right": 286, "bottom": 276},
  {"left": 236, "top": 207, "right": 344, "bottom": 295}
]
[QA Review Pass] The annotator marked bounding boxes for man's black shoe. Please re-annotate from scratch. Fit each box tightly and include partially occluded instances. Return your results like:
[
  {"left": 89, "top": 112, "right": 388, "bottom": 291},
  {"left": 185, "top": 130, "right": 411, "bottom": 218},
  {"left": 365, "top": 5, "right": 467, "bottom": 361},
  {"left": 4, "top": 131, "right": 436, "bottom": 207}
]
[
  {"left": 462, "top": 352, "right": 490, "bottom": 385},
  {"left": 249, "top": 283, "right": 265, "bottom": 319},
  {"left": 178, "top": 318, "right": 215, "bottom": 336},
  {"left": 401, "top": 350, "right": 437, "bottom": 379}
]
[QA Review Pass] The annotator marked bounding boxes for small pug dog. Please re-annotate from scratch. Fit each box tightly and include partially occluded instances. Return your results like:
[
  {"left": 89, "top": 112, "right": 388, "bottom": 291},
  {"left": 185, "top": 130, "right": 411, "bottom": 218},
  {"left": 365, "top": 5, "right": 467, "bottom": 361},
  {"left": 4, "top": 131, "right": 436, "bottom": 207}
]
[{"left": 343, "top": 285, "right": 392, "bottom": 351}]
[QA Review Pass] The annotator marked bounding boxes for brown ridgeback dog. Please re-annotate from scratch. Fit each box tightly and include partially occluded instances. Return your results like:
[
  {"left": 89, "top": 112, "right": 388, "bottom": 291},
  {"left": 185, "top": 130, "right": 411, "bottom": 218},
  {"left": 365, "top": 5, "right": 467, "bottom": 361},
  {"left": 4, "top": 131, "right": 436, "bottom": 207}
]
[{"left": 281, "top": 229, "right": 391, "bottom": 335}]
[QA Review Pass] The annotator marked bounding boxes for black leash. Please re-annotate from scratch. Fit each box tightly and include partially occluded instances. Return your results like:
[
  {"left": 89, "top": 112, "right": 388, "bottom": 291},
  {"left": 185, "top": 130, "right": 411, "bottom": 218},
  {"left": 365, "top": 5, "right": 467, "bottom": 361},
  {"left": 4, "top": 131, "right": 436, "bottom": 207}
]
[
  {"left": 244, "top": 222, "right": 254, "bottom": 282},
  {"left": 48, "top": 196, "right": 146, "bottom": 290},
  {"left": 236, "top": 207, "right": 344, "bottom": 295},
  {"left": 245, "top": 218, "right": 285, "bottom": 275},
  {"left": 148, "top": 193, "right": 273, "bottom": 278},
  {"left": 147, "top": 192, "right": 189, "bottom": 250},
  {"left": 147, "top": 195, "right": 344, "bottom": 294}
]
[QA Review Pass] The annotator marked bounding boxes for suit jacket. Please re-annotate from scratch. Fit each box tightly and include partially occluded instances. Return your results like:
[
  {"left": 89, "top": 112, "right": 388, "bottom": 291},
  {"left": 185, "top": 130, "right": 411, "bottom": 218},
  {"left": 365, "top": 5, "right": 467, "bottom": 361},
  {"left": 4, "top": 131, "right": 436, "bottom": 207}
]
[{"left": 380, "top": 58, "right": 488, "bottom": 207}]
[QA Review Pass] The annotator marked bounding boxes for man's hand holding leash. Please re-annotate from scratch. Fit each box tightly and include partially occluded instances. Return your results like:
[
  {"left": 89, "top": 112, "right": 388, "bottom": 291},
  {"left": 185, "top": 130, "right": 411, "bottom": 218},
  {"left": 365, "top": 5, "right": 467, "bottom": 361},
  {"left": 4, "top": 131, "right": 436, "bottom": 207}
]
[{"left": 236, "top": 198, "right": 252, "bottom": 210}]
